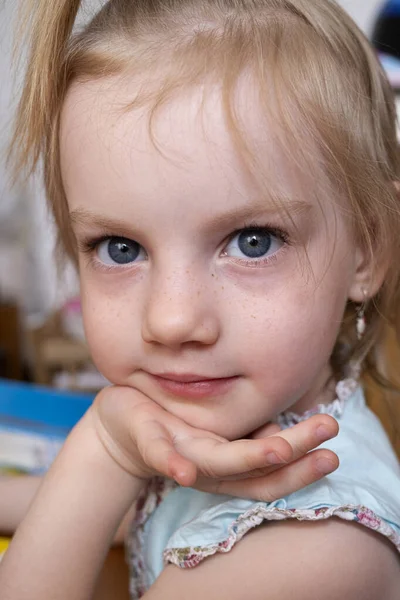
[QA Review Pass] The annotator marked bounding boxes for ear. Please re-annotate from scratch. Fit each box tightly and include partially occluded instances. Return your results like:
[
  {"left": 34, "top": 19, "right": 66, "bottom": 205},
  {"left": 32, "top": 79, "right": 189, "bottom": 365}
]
[
  {"left": 348, "top": 182, "right": 399, "bottom": 303},
  {"left": 347, "top": 247, "right": 387, "bottom": 303}
]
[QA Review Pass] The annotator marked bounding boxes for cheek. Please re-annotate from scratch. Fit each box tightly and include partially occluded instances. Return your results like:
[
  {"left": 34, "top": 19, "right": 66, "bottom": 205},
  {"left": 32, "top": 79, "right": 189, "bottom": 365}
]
[
  {"left": 80, "top": 281, "right": 138, "bottom": 382},
  {"left": 227, "top": 263, "right": 349, "bottom": 381}
]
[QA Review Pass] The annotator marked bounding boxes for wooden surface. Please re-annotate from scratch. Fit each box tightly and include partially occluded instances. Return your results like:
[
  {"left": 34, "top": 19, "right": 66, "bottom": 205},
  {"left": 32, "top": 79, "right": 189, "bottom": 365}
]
[
  {"left": 93, "top": 546, "right": 130, "bottom": 600},
  {"left": 0, "top": 304, "right": 22, "bottom": 380},
  {"left": 365, "top": 327, "right": 400, "bottom": 458},
  {"left": 27, "top": 311, "right": 91, "bottom": 386}
]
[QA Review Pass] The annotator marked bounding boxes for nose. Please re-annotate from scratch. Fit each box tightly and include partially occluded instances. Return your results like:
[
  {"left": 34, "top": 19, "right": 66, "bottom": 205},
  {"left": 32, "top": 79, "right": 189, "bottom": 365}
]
[{"left": 141, "top": 267, "right": 219, "bottom": 349}]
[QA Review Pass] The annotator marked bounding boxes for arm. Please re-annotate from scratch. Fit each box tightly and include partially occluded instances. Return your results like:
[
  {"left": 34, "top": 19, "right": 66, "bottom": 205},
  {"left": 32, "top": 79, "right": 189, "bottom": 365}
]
[
  {"left": 147, "top": 520, "right": 400, "bottom": 600},
  {"left": 113, "top": 502, "right": 137, "bottom": 545},
  {"left": 0, "top": 476, "right": 42, "bottom": 536},
  {"left": 0, "top": 475, "right": 135, "bottom": 545},
  {"left": 0, "top": 411, "right": 144, "bottom": 600}
]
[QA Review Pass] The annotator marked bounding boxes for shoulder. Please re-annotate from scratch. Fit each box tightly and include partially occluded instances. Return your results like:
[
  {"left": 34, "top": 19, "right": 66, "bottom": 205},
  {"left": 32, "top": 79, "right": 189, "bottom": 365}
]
[{"left": 145, "top": 519, "right": 400, "bottom": 600}]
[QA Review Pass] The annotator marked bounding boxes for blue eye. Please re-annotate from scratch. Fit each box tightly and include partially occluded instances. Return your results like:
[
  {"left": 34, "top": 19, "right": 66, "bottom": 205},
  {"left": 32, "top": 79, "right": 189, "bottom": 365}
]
[
  {"left": 97, "top": 237, "right": 146, "bottom": 265},
  {"left": 224, "top": 228, "right": 284, "bottom": 260}
]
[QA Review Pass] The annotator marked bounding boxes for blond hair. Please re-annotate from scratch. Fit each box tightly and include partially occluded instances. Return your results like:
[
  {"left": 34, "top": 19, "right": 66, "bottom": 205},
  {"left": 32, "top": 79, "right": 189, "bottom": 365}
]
[{"left": 11, "top": 0, "right": 400, "bottom": 419}]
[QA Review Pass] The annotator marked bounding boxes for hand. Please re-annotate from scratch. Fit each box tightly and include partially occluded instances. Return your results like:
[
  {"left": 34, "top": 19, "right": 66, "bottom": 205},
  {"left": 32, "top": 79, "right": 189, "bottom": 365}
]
[
  {"left": 90, "top": 386, "right": 339, "bottom": 501},
  {"left": 196, "top": 419, "right": 339, "bottom": 500}
]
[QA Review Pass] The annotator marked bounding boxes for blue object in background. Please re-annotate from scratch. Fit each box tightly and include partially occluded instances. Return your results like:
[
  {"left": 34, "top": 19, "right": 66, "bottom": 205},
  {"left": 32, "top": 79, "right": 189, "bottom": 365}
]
[
  {"left": 381, "top": 0, "right": 400, "bottom": 17},
  {"left": 373, "top": 1, "right": 400, "bottom": 59},
  {"left": 0, "top": 378, "right": 94, "bottom": 431},
  {"left": 0, "top": 379, "right": 94, "bottom": 474}
]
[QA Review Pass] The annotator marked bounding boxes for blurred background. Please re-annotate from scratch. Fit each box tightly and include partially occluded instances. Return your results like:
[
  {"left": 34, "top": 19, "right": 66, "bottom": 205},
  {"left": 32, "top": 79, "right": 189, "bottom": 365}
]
[
  {"left": 0, "top": 1, "right": 399, "bottom": 590},
  {"left": 0, "top": 1, "right": 109, "bottom": 391},
  {"left": 0, "top": 0, "right": 399, "bottom": 393}
]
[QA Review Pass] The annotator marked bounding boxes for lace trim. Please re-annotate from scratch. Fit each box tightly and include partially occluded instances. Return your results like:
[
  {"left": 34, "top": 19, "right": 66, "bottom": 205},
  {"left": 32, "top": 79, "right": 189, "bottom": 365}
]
[
  {"left": 276, "top": 377, "right": 359, "bottom": 429},
  {"left": 163, "top": 503, "right": 400, "bottom": 569},
  {"left": 126, "top": 477, "right": 176, "bottom": 599}
]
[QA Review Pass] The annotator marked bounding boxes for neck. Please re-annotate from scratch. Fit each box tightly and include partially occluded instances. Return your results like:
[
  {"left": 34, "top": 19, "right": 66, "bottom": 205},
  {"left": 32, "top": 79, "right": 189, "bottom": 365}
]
[{"left": 290, "top": 364, "right": 338, "bottom": 415}]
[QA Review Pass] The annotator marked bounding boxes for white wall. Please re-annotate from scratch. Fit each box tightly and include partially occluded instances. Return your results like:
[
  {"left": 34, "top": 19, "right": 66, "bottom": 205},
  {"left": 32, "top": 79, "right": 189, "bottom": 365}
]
[
  {"left": 0, "top": 1, "right": 30, "bottom": 307},
  {"left": 0, "top": 1, "right": 78, "bottom": 320},
  {"left": 338, "top": 0, "right": 384, "bottom": 34}
]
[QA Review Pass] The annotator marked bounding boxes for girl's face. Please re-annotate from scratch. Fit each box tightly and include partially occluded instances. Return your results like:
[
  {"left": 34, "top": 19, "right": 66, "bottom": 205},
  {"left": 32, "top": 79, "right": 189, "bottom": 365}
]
[{"left": 61, "top": 77, "right": 364, "bottom": 440}]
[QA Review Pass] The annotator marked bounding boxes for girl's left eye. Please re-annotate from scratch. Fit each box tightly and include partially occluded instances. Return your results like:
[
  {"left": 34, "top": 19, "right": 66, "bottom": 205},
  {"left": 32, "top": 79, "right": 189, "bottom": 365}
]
[{"left": 223, "top": 227, "right": 285, "bottom": 262}]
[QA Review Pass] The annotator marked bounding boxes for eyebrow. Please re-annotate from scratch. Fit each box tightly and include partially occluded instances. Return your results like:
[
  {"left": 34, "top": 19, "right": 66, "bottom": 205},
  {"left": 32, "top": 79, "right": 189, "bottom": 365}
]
[
  {"left": 199, "top": 199, "right": 312, "bottom": 233},
  {"left": 71, "top": 209, "right": 129, "bottom": 231},
  {"left": 70, "top": 199, "right": 312, "bottom": 235}
]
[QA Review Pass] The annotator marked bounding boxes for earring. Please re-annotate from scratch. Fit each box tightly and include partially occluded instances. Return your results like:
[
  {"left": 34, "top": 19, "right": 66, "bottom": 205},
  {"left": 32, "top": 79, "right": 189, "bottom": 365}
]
[{"left": 356, "top": 289, "right": 368, "bottom": 340}]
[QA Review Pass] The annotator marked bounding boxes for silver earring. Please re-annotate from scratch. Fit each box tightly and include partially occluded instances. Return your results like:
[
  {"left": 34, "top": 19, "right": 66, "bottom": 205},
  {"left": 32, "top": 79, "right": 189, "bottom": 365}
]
[{"left": 356, "top": 289, "right": 368, "bottom": 340}]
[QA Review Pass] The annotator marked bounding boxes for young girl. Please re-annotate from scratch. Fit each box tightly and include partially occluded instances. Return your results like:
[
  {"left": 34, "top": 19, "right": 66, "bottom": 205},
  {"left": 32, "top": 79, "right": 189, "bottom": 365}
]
[{"left": 1, "top": 0, "right": 400, "bottom": 598}]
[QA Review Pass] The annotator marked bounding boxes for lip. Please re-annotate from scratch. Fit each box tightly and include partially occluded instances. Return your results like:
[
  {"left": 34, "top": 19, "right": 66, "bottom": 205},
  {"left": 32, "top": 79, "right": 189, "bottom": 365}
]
[{"left": 149, "top": 373, "right": 239, "bottom": 399}]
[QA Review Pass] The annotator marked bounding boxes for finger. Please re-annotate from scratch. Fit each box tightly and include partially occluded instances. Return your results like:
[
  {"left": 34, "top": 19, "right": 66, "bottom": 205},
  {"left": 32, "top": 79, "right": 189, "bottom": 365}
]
[
  {"left": 267, "top": 414, "right": 339, "bottom": 462},
  {"left": 133, "top": 417, "right": 197, "bottom": 487},
  {"left": 251, "top": 422, "right": 281, "bottom": 439},
  {"left": 197, "top": 449, "right": 339, "bottom": 501},
  {"left": 182, "top": 434, "right": 294, "bottom": 479},
  {"left": 240, "top": 414, "right": 339, "bottom": 479},
  {"left": 177, "top": 414, "right": 338, "bottom": 483}
]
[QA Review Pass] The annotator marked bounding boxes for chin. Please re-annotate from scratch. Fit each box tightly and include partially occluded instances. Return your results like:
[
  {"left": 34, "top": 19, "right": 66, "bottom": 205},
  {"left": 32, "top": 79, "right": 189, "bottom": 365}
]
[{"left": 186, "top": 411, "right": 253, "bottom": 441}]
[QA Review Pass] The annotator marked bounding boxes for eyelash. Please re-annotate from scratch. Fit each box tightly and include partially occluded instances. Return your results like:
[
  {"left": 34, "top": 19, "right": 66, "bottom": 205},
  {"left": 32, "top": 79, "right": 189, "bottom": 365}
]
[
  {"left": 79, "top": 234, "right": 126, "bottom": 272},
  {"left": 78, "top": 223, "right": 291, "bottom": 269},
  {"left": 80, "top": 235, "right": 115, "bottom": 255}
]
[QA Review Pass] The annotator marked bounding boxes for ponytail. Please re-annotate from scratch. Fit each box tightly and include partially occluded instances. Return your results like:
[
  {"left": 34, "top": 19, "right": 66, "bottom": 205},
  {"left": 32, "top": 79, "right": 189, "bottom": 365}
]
[{"left": 11, "top": 0, "right": 82, "bottom": 177}]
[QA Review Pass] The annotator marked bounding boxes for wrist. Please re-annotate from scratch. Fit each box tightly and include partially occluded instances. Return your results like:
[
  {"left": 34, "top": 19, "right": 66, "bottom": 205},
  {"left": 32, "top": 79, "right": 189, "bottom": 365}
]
[{"left": 66, "top": 409, "right": 147, "bottom": 509}]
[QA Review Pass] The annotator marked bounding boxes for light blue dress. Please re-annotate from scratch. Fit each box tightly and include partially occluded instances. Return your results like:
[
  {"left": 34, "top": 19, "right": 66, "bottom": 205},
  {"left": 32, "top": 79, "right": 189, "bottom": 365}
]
[{"left": 126, "top": 383, "right": 400, "bottom": 598}]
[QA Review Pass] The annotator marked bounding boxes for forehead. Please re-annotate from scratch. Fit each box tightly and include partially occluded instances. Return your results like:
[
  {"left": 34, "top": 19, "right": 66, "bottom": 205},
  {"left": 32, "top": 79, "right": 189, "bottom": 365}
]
[{"left": 60, "top": 74, "right": 327, "bottom": 214}]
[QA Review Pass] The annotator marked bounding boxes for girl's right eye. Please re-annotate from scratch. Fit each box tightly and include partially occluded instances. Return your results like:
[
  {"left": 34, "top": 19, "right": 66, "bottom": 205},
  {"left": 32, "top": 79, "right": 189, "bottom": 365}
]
[{"left": 96, "top": 237, "right": 147, "bottom": 266}]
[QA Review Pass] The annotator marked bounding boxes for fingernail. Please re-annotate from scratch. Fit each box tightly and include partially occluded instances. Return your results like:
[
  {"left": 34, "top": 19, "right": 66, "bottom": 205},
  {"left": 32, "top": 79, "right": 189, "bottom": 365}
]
[
  {"left": 266, "top": 452, "right": 286, "bottom": 465},
  {"left": 316, "top": 457, "right": 337, "bottom": 475},
  {"left": 316, "top": 425, "right": 332, "bottom": 443}
]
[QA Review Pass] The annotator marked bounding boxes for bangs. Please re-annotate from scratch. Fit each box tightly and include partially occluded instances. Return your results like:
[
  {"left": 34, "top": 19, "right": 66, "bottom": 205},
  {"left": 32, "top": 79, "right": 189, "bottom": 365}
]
[{"left": 69, "top": 8, "right": 393, "bottom": 217}]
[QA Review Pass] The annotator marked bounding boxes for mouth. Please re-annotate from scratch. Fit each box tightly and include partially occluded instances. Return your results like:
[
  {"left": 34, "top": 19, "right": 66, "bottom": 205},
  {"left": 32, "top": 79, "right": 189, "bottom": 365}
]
[{"left": 148, "top": 372, "right": 240, "bottom": 400}]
